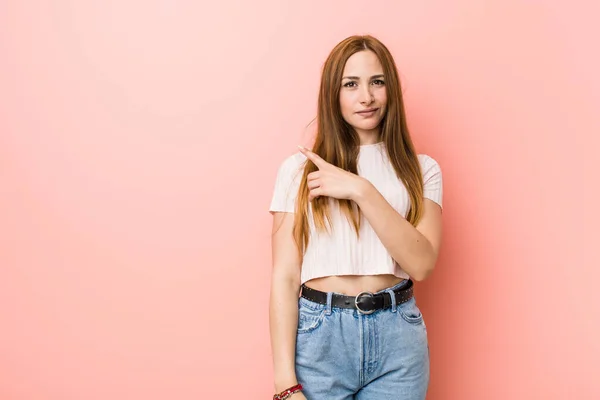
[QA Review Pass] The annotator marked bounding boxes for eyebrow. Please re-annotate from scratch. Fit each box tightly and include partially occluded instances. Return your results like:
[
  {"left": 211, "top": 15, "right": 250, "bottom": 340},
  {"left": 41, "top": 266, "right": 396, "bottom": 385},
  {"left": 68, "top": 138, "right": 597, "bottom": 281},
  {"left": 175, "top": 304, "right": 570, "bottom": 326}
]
[{"left": 342, "top": 74, "right": 385, "bottom": 80}]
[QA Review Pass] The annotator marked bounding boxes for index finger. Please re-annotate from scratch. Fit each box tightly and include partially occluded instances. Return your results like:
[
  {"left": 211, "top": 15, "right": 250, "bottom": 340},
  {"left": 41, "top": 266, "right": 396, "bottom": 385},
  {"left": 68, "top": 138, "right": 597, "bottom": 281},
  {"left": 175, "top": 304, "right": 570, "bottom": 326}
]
[{"left": 298, "top": 145, "right": 326, "bottom": 168}]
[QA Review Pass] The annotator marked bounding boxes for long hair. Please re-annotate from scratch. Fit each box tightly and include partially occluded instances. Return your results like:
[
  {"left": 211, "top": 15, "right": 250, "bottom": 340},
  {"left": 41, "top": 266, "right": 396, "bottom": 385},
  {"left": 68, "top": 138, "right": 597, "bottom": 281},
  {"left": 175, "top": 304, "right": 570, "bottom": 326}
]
[{"left": 292, "top": 35, "right": 424, "bottom": 254}]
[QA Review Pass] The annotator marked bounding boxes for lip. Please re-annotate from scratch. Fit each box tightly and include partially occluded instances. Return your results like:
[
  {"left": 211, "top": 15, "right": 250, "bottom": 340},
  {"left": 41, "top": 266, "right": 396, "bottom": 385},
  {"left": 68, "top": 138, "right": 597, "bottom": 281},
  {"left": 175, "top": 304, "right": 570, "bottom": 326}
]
[{"left": 356, "top": 108, "right": 378, "bottom": 114}]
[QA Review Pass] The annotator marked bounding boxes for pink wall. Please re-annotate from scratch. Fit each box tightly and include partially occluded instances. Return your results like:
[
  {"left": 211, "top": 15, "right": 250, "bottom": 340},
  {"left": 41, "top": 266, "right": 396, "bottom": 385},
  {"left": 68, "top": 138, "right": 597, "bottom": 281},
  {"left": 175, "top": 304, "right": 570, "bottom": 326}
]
[{"left": 1, "top": 1, "right": 598, "bottom": 399}]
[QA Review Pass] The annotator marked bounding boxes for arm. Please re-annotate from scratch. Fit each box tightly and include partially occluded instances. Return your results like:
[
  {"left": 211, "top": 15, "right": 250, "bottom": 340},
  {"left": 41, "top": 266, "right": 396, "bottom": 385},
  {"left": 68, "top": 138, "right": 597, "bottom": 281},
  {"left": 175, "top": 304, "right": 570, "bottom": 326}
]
[
  {"left": 296, "top": 145, "right": 443, "bottom": 282},
  {"left": 353, "top": 181, "right": 443, "bottom": 281},
  {"left": 269, "top": 211, "right": 303, "bottom": 393}
]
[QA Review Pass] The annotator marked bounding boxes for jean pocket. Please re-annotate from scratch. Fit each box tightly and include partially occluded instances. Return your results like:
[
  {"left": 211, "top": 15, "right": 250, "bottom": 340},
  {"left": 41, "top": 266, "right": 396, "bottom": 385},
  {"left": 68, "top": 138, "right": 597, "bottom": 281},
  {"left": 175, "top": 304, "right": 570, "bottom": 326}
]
[
  {"left": 398, "top": 298, "right": 424, "bottom": 325},
  {"left": 297, "top": 300, "right": 327, "bottom": 334}
]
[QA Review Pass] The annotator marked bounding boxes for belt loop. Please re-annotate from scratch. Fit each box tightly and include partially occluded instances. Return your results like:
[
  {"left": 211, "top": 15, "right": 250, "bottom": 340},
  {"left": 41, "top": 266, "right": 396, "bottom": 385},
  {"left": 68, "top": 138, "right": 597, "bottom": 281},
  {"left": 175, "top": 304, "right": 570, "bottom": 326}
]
[
  {"left": 325, "top": 292, "right": 333, "bottom": 315},
  {"left": 385, "top": 288, "right": 397, "bottom": 313}
]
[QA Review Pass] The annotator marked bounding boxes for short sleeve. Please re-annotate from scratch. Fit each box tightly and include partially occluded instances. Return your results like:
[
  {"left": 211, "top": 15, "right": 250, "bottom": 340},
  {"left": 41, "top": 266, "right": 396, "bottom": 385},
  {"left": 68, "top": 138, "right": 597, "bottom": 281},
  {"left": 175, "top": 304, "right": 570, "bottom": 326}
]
[
  {"left": 419, "top": 154, "right": 443, "bottom": 210},
  {"left": 269, "top": 153, "right": 305, "bottom": 213}
]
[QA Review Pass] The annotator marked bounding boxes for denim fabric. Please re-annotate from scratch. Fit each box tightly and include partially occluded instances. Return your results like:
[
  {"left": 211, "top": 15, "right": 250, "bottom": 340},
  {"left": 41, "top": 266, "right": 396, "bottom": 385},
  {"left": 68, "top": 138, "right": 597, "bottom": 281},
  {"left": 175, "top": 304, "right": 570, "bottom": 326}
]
[{"left": 295, "top": 280, "right": 429, "bottom": 400}]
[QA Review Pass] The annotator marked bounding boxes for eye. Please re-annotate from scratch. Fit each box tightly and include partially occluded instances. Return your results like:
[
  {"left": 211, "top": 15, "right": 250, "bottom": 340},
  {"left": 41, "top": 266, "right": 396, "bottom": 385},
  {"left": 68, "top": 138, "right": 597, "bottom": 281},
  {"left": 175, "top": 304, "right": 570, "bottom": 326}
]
[
  {"left": 372, "top": 79, "right": 385, "bottom": 86},
  {"left": 343, "top": 81, "right": 357, "bottom": 88}
]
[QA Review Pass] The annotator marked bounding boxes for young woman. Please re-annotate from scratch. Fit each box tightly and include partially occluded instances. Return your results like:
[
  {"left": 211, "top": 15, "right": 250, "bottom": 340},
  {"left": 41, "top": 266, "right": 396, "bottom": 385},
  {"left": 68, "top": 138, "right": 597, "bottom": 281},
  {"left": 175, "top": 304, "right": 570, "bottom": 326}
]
[{"left": 268, "top": 35, "right": 443, "bottom": 400}]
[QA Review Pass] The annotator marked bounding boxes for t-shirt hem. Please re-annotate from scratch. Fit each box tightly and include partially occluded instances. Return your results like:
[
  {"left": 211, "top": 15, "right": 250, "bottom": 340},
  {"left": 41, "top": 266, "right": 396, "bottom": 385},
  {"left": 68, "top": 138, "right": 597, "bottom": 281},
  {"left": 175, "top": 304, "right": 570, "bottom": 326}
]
[{"left": 301, "top": 270, "right": 410, "bottom": 285}]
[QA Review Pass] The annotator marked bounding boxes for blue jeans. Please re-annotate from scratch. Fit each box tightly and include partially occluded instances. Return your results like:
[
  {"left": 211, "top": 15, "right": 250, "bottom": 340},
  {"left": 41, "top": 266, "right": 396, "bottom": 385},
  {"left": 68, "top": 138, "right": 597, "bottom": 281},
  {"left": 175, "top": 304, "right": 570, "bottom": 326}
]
[{"left": 295, "top": 280, "right": 429, "bottom": 400}]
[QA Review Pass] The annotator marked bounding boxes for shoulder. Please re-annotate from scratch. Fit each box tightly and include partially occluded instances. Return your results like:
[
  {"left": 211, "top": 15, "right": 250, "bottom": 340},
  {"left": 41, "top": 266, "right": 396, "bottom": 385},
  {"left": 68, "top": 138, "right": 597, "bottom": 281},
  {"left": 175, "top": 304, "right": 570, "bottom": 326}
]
[
  {"left": 417, "top": 154, "right": 441, "bottom": 172},
  {"left": 281, "top": 151, "right": 307, "bottom": 168},
  {"left": 277, "top": 151, "right": 307, "bottom": 173},
  {"left": 273, "top": 151, "right": 308, "bottom": 183},
  {"left": 417, "top": 153, "right": 440, "bottom": 169},
  {"left": 416, "top": 154, "right": 442, "bottom": 184},
  {"left": 269, "top": 152, "right": 308, "bottom": 212}
]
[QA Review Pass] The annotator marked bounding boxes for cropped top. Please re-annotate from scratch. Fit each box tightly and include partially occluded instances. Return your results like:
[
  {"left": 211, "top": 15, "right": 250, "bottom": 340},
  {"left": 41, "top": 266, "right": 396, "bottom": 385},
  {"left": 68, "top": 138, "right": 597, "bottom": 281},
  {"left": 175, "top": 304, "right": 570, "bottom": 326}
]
[{"left": 268, "top": 141, "right": 443, "bottom": 284}]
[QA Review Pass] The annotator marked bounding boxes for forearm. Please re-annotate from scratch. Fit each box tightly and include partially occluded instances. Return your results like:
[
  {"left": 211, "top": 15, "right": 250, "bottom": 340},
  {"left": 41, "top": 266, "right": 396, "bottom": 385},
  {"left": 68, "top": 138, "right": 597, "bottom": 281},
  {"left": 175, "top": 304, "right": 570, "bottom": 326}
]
[
  {"left": 353, "top": 180, "right": 436, "bottom": 281},
  {"left": 269, "top": 272, "right": 301, "bottom": 391}
]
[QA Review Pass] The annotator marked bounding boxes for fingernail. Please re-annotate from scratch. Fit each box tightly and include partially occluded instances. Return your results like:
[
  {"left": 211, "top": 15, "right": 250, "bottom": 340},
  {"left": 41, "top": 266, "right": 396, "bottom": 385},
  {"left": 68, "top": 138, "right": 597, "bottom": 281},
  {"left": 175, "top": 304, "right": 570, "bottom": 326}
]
[{"left": 297, "top": 145, "right": 306, "bottom": 150}]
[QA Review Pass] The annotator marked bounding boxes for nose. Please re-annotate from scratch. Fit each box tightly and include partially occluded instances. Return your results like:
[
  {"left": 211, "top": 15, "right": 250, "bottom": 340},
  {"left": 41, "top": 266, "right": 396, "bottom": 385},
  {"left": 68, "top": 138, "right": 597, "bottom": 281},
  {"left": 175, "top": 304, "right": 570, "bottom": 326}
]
[{"left": 359, "top": 84, "right": 374, "bottom": 105}]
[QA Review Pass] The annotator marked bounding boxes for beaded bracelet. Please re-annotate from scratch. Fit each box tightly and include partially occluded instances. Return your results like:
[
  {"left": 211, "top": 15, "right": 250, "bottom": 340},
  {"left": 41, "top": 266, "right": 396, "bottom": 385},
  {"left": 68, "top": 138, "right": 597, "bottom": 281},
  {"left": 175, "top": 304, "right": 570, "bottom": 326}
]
[{"left": 273, "top": 383, "right": 303, "bottom": 400}]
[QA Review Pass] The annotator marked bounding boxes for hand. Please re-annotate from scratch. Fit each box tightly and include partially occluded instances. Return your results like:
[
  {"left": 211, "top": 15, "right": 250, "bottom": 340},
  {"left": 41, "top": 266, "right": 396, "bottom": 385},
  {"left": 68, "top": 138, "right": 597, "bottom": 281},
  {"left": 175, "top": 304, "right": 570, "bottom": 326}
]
[{"left": 298, "top": 145, "right": 367, "bottom": 202}]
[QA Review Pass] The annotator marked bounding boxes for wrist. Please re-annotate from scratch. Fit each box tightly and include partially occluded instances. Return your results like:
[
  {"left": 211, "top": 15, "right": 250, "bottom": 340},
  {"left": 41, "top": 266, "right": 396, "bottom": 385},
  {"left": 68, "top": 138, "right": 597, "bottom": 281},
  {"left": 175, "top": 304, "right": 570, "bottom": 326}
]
[
  {"left": 274, "top": 377, "right": 299, "bottom": 393},
  {"left": 273, "top": 383, "right": 303, "bottom": 400},
  {"left": 352, "top": 177, "right": 372, "bottom": 203}
]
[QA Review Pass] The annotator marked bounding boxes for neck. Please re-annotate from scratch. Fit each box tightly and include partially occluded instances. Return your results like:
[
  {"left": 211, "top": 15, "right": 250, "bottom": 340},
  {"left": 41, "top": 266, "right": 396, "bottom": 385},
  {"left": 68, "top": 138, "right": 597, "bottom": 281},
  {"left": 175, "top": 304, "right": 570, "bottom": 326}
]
[{"left": 357, "top": 130, "right": 381, "bottom": 146}]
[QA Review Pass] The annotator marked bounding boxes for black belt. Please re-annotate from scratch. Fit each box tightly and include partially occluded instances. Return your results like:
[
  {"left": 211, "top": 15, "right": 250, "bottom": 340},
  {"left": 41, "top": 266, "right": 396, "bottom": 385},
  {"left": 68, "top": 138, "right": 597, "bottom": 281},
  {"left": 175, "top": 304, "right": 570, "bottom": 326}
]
[{"left": 300, "top": 279, "right": 414, "bottom": 315}]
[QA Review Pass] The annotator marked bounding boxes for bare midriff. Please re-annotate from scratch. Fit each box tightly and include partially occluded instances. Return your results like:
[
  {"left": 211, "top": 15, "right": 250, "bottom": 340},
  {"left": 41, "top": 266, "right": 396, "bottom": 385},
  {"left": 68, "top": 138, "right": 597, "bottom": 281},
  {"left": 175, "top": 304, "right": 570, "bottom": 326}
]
[{"left": 303, "top": 274, "right": 407, "bottom": 296}]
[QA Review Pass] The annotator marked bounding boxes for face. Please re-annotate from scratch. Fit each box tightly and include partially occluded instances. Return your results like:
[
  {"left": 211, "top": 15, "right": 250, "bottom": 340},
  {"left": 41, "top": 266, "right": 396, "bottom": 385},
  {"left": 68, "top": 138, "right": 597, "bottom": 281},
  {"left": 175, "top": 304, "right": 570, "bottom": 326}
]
[{"left": 339, "top": 50, "right": 387, "bottom": 141}]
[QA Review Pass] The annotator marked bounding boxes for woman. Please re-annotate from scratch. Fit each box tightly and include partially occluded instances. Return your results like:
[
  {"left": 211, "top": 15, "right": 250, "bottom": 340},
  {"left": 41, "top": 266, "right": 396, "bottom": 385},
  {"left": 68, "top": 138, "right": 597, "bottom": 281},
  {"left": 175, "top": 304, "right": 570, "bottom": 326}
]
[{"left": 269, "top": 35, "right": 443, "bottom": 400}]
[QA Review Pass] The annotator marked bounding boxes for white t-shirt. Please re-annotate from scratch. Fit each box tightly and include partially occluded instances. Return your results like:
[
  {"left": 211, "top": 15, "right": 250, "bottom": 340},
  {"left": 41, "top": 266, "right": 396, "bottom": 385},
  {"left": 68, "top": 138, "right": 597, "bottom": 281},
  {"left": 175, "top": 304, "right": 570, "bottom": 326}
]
[{"left": 269, "top": 141, "right": 443, "bottom": 284}]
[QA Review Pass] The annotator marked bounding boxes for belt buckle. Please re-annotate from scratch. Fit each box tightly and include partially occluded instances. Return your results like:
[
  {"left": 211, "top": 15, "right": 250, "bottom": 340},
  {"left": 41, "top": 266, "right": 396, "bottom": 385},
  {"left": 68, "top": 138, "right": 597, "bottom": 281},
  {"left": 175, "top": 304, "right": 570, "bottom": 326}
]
[{"left": 355, "top": 291, "right": 375, "bottom": 315}]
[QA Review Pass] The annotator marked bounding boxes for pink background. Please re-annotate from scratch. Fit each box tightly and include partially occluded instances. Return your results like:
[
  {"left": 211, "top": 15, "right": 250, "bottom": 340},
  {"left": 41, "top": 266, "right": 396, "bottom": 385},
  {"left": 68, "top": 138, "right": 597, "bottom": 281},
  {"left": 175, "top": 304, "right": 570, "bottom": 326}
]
[{"left": 1, "top": 1, "right": 598, "bottom": 399}]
